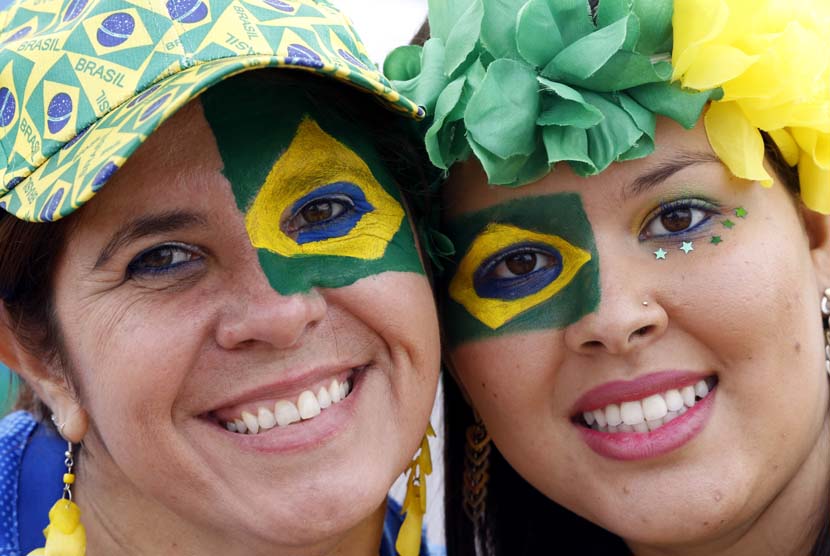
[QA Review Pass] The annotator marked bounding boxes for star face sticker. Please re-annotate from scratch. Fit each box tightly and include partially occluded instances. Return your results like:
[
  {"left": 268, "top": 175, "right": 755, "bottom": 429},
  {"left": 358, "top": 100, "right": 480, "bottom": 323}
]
[
  {"left": 722, "top": 219, "right": 735, "bottom": 229},
  {"left": 654, "top": 248, "right": 667, "bottom": 260},
  {"left": 710, "top": 236, "right": 723, "bottom": 245},
  {"left": 735, "top": 207, "right": 748, "bottom": 218},
  {"left": 680, "top": 241, "right": 694, "bottom": 254}
]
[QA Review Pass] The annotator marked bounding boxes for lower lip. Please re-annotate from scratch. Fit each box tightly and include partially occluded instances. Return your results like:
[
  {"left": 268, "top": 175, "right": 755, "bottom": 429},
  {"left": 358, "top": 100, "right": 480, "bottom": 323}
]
[
  {"left": 203, "top": 369, "right": 367, "bottom": 455},
  {"left": 577, "top": 387, "right": 716, "bottom": 461}
]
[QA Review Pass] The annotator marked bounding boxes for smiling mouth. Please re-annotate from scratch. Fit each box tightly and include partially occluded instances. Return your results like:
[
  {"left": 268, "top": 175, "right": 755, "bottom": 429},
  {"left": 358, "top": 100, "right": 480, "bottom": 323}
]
[
  {"left": 210, "top": 368, "right": 363, "bottom": 436},
  {"left": 576, "top": 376, "right": 718, "bottom": 434}
]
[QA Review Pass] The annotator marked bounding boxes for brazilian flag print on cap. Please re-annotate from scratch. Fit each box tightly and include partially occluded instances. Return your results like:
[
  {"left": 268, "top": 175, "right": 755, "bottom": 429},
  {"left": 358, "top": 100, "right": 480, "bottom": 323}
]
[
  {"left": 444, "top": 193, "right": 600, "bottom": 346},
  {"left": 0, "top": 0, "right": 423, "bottom": 222}
]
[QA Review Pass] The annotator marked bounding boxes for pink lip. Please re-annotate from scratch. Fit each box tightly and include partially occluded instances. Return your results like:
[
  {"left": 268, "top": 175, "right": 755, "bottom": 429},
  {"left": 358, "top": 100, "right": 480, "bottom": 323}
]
[
  {"left": 571, "top": 370, "right": 712, "bottom": 414},
  {"left": 577, "top": 387, "right": 715, "bottom": 461}
]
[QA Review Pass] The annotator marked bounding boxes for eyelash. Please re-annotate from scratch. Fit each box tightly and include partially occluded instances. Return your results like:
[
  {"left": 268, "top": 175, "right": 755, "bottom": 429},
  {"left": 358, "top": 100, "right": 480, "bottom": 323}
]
[
  {"left": 639, "top": 198, "right": 722, "bottom": 241},
  {"left": 474, "top": 243, "right": 563, "bottom": 300},
  {"left": 126, "top": 242, "right": 204, "bottom": 279},
  {"left": 285, "top": 194, "right": 356, "bottom": 233}
]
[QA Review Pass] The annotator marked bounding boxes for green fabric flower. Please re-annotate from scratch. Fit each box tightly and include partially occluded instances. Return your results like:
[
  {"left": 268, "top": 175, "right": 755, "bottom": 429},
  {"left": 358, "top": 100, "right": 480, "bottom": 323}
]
[{"left": 384, "top": 0, "right": 721, "bottom": 186}]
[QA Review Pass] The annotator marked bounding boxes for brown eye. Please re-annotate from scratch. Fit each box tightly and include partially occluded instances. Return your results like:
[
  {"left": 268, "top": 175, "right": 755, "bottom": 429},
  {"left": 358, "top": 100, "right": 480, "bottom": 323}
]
[
  {"left": 127, "top": 243, "right": 202, "bottom": 277},
  {"left": 301, "top": 200, "right": 334, "bottom": 224},
  {"left": 660, "top": 208, "right": 692, "bottom": 232},
  {"left": 505, "top": 253, "right": 538, "bottom": 276}
]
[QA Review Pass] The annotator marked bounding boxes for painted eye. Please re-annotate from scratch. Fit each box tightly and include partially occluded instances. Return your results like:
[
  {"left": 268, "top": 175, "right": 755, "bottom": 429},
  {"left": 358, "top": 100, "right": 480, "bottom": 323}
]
[
  {"left": 474, "top": 243, "right": 563, "bottom": 301},
  {"left": 286, "top": 194, "right": 354, "bottom": 231},
  {"left": 492, "top": 251, "right": 557, "bottom": 279},
  {"left": 128, "top": 243, "right": 202, "bottom": 277},
  {"left": 641, "top": 200, "right": 716, "bottom": 239}
]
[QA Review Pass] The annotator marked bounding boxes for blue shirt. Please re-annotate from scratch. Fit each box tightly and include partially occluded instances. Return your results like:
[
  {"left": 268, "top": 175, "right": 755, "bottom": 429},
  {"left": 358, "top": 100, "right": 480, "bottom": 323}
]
[{"left": 0, "top": 411, "right": 429, "bottom": 556}]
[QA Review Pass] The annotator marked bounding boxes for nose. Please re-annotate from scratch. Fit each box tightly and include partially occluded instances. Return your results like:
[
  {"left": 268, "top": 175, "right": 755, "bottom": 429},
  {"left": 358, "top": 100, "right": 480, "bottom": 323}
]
[
  {"left": 216, "top": 286, "right": 327, "bottom": 351},
  {"left": 563, "top": 257, "right": 667, "bottom": 356}
]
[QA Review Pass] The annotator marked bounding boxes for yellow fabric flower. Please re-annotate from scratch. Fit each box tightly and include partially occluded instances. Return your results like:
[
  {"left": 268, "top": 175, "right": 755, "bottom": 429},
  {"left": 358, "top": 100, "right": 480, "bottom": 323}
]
[{"left": 672, "top": 0, "right": 830, "bottom": 213}]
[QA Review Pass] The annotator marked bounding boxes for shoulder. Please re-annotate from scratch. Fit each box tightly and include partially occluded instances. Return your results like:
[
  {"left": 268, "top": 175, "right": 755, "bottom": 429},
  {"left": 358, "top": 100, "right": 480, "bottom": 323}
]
[{"left": 0, "top": 411, "right": 39, "bottom": 555}]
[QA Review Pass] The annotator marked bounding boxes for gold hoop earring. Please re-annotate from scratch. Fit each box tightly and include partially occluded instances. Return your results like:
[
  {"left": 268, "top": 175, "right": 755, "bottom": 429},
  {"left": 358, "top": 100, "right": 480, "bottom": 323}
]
[
  {"left": 27, "top": 425, "right": 86, "bottom": 556},
  {"left": 396, "top": 422, "right": 435, "bottom": 556}
]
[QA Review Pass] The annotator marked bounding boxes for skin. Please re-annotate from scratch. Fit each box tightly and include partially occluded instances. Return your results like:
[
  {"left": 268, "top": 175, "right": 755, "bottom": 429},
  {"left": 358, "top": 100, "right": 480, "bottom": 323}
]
[
  {"left": 444, "top": 116, "right": 830, "bottom": 556},
  {"left": 2, "top": 91, "right": 440, "bottom": 556}
]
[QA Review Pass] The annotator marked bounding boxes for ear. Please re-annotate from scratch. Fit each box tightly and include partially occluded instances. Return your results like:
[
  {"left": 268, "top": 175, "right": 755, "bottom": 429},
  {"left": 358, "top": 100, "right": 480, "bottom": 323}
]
[{"left": 0, "top": 307, "right": 88, "bottom": 443}]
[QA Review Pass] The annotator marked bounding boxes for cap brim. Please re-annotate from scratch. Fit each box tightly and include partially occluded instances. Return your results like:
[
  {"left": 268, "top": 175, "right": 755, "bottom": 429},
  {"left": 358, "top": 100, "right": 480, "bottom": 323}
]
[{"left": 1, "top": 54, "right": 424, "bottom": 222}]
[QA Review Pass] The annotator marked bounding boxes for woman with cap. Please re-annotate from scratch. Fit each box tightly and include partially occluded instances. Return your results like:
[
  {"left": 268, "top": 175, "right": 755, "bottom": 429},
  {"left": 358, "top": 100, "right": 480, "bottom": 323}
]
[
  {"left": 0, "top": 1, "right": 441, "bottom": 555},
  {"left": 387, "top": 0, "right": 830, "bottom": 554}
]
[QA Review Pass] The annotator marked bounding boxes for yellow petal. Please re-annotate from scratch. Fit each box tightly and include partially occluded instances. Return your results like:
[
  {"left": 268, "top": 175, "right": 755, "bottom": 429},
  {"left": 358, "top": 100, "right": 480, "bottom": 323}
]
[
  {"left": 799, "top": 153, "right": 830, "bottom": 214},
  {"left": 768, "top": 128, "right": 800, "bottom": 166},
  {"left": 704, "top": 101, "right": 772, "bottom": 185},
  {"left": 681, "top": 44, "right": 758, "bottom": 91},
  {"left": 672, "top": 0, "right": 730, "bottom": 79}
]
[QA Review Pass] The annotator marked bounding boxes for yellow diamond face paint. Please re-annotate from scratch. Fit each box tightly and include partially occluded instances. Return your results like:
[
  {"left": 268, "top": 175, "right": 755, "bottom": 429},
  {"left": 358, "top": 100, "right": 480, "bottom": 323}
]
[
  {"left": 201, "top": 77, "right": 423, "bottom": 295},
  {"left": 443, "top": 193, "right": 600, "bottom": 345},
  {"left": 245, "top": 117, "right": 405, "bottom": 261},
  {"left": 449, "top": 223, "right": 592, "bottom": 330}
]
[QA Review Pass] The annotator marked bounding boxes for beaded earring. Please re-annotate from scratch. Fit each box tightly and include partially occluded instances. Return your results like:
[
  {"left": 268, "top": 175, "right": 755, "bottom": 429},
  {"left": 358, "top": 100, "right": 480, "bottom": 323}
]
[
  {"left": 27, "top": 419, "right": 86, "bottom": 556},
  {"left": 396, "top": 423, "right": 435, "bottom": 556}
]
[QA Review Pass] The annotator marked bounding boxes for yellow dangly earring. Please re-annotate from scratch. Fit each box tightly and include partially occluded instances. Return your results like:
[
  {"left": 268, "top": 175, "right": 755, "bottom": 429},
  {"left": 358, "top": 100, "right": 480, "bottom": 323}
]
[
  {"left": 27, "top": 418, "right": 87, "bottom": 556},
  {"left": 395, "top": 423, "right": 436, "bottom": 556}
]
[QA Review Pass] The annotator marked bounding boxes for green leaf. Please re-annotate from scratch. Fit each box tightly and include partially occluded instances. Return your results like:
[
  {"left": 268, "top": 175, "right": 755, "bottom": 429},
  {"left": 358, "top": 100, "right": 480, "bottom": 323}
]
[
  {"left": 387, "top": 39, "right": 450, "bottom": 113},
  {"left": 464, "top": 58, "right": 539, "bottom": 159},
  {"left": 537, "top": 78, "right": 603, "bottom": 128},
  {"left": 444, "top": 0, "right": 484, "bottom": 77},
  {"left": 544, "top": 16, "right": 631, "bottom": 81},
  {"left": 516, "top": 0, "right": 563, "bottom": 67}
]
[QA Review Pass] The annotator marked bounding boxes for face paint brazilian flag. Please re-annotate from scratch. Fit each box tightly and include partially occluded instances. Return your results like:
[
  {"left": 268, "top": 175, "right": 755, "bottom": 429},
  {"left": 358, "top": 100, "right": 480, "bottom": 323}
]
[
  {"left": 444, "top": 193, "right": 600, "bottom": 346},
  {"left": 200, "top": 77, "right": 423, "bottom": 294}
]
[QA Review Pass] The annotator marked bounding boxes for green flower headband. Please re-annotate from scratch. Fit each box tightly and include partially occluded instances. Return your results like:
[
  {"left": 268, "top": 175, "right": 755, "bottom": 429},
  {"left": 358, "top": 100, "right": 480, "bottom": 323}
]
[{"left": 384, "top": 0, "right": 830, "bottom": 214}]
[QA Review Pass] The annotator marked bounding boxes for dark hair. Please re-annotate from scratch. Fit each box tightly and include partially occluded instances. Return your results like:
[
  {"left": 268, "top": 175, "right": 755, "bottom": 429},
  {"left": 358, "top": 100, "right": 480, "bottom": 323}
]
[
  {"left": 2, "top": 69, "right": 434, "bottom": 423},
  {"left": 442, "top": 137, "right": 823, "bottom": 556}
]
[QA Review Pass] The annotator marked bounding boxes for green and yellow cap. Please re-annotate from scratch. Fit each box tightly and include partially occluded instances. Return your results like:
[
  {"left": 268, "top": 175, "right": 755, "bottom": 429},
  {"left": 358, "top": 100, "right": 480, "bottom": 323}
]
[{"left": 0, "top": 0, "right": 424, "bottom": 222}]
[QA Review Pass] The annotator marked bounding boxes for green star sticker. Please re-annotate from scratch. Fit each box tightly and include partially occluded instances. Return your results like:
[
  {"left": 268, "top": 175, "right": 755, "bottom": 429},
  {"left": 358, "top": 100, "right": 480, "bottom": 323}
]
[
  {"left": 654, "top": 248, "right": 667, "bottom": 260},
  {"left": 723, "top": 219, "right": 735, "bottom": 229},
  {"left": 680, "top": 241, "right": 694, "bottom": 254},
  {"left": 711, "top": 236, "right": 723, "bottom": 245},
  {"left": 735, "top": 207, "right": 748, "bottom": 218}
]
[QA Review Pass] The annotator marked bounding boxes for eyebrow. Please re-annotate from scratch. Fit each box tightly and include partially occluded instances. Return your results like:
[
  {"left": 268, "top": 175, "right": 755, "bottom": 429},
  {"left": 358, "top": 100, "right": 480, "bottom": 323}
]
[
  {"left": 94, "top": 210, "right": 209, "bottom": 269},
  {"left": 622, "top": 151, "right": 722, "bottom": 201}
]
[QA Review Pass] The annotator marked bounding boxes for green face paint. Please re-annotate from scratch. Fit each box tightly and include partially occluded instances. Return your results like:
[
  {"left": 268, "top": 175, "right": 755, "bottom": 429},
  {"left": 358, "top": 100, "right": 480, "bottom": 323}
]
[
  {"left": 444, "top": 193, "right": 600, "bottom": 346},
  {"left": 200, "top": 77, "right": 423, "bottom": 294}
]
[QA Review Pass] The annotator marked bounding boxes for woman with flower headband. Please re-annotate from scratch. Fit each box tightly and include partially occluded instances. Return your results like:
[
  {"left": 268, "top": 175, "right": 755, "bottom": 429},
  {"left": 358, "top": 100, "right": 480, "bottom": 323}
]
[
  {"left": 0, "top": 1, "right": 442, "bottom": 555},
  {"left": 387, "top": 0, "right": 830, "bottom": 554}
]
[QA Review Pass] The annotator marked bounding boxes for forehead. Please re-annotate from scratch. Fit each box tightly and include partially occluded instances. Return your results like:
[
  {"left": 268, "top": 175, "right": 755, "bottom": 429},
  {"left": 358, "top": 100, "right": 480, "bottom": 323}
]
[{"left": 443, "top": 116, "right": 715, "bottom": 218}]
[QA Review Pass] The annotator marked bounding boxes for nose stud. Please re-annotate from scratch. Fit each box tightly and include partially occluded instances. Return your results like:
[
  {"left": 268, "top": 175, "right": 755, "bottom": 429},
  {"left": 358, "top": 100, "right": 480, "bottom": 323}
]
[{"left": 642, "top": 301, "right": 649, "bottom": 307}]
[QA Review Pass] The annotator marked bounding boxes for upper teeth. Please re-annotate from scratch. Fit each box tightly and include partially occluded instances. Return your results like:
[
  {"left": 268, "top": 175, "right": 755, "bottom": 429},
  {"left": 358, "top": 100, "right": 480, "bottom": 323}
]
[
  {"left": 582, "top": 379, "right": 712, "bottom": 434},
  {"left": 224, "top": 378, "right": 352, "bottom": 435}
]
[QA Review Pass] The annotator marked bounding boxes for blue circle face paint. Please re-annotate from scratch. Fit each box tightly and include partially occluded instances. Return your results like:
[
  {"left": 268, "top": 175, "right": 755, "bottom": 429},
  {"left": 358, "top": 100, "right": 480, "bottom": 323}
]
[
  {"left": 0, "top": 87, "right": 16, "bottom": 127},
  {"left": 473, "top": 242, "right": 564, "bottom": 301},
  {"left": 96, "top": 12, "right": 135, "bottom": 47},
  {"left": 63, "top": 0, "right": 88, "bottom": 22},
  {"left": 264, "top": 0, "right": 294, "bottom": 12},
  {"left": 92, "top": 161, "right": 119, "bottom": 191},
  {"left": 47, "top": 92, "right": 73, "bottom": 134},
  {"left": 166, "top": 0, "right": 207, "bottom": 24},
  {"left": 286, "top": 44, "right": 323, "bottom": 69},
  {"left": 39, "top": 188, "right": 64, "bottom": 221},
  {"left": 285, "top": 181, "right": 375, "bottom": 245}
]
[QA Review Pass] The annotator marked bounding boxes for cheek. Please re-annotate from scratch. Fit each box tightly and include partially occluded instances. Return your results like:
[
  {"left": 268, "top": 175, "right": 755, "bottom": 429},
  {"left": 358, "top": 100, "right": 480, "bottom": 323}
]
[
  {"left": 451, "top": 333, "right": 565, "bottom": 430},
  {"left": 324, "top": 271, "right": 440, "bottom": 404}
]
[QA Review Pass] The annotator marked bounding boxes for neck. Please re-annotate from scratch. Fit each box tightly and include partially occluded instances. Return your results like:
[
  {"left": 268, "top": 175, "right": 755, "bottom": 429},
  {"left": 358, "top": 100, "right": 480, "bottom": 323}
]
[
  {"left": 72, "top": 449, "right": 388, "bottom": 556},
  {"left": 627, "top": 414, "right": 830, "bottom": 556}
]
